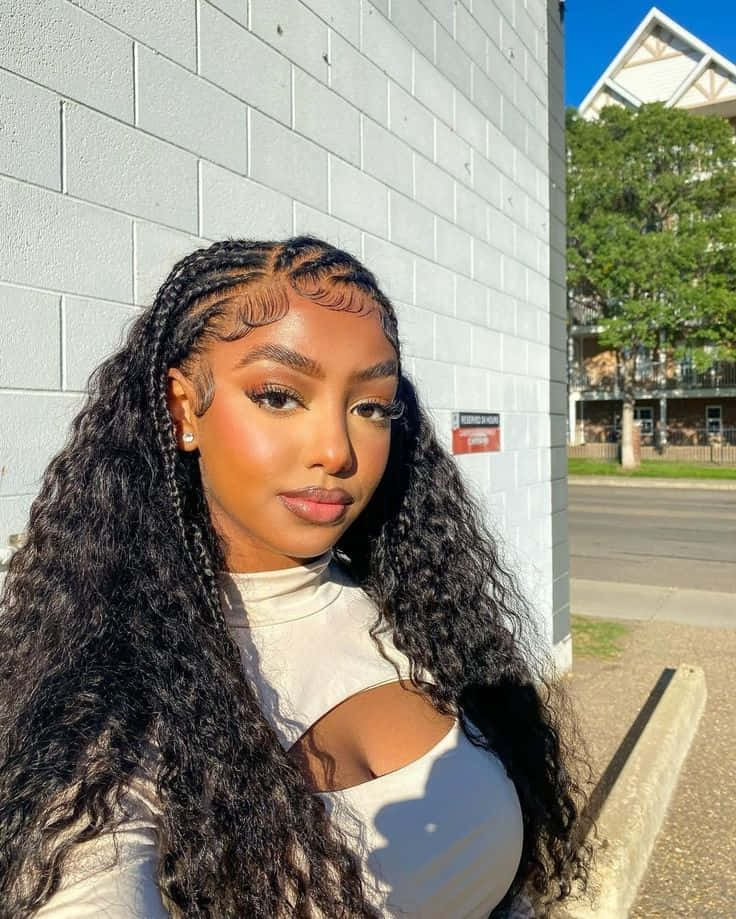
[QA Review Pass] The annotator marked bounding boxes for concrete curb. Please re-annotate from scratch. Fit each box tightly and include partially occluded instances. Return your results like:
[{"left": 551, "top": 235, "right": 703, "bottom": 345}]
[
  {"left": 568, "top": 475, "right": 736, "bottom": 490},
  {"left": 564, "top": 664, "right": 707, "bottom": 919},
  {"left": 571, "top": 580, "right": 735, "bottom": 629}
]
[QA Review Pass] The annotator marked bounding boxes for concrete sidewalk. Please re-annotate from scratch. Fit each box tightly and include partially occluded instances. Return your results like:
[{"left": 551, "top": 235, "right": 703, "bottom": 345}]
[
  {"left": 572, "top": 578, "right": 735, "bottom": 628},
  {"left": 564, "top": 618, "right": 735, "bottom": 917},
  {"left": 569, "top": 475, "right": 736, "bottom": 490}
]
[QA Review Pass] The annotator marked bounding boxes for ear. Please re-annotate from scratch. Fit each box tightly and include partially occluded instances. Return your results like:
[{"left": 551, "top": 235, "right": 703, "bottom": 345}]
[{"left": 166, "top": 368, "right": 199, "bottom": 452}]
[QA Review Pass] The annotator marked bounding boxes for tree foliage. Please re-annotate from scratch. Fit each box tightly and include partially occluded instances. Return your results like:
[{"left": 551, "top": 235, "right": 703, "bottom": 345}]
[{"left": 567, "top": 102, "right": 736, "bottom": 364}]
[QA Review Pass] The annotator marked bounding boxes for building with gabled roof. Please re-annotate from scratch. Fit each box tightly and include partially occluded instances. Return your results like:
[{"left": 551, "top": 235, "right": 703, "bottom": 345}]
[
  {"left": 579, "top": 6, "right": 736, "bottom": 124},
  {"left": 568, "top": 7, "right": 736, "bottom": 461}
]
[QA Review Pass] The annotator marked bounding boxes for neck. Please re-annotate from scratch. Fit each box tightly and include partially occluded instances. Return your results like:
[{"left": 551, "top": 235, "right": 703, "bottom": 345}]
[
  {"left": 227, "top": 554, "right": 325, "bottom": 574},
  {"left": 219, "top": 549, "right": 344, "bottom": 628},
  {"left": 224, "top": 543, "right": 334, "bottom": 574}
]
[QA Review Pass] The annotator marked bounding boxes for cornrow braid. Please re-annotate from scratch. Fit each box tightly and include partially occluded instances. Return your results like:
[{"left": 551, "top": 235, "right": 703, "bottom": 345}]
[{"left": 147, "top": 270, "right": 268, "bottom": 619}]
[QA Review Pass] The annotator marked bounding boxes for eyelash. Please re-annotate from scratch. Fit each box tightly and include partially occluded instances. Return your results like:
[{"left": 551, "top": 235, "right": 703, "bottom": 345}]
[{"left": 247, "top": 384, "right": 405, "bottom": 423}]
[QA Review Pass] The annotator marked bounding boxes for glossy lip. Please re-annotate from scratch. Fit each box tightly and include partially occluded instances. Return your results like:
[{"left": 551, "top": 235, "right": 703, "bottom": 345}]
[
  {"left": 278, "top": 486, "right": 355, "bottom": 525},
  {"left": 278, "top": 495, "right": 351, "bottom": 524},
  {"left": 280, "top": 486, "right": 354, "bottom": 504}
]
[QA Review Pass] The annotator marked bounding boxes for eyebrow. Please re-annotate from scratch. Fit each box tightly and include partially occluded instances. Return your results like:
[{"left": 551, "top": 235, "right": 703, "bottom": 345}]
[{"left": 233, "top": 344, "right": 398, "bottom": 383}]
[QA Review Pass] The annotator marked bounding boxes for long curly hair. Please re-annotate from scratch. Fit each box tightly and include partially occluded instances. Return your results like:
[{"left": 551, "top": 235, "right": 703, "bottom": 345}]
[{"left": 0, "top": 237, "right": 590, "bottom": 917}]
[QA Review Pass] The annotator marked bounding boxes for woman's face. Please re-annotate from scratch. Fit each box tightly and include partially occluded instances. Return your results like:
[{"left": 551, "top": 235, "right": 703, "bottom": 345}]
[{"left": 167, "top": 287, "right": 399, "bottom": 572}]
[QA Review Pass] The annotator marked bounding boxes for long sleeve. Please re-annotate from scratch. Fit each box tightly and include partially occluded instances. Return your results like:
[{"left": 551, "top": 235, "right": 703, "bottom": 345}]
[
  {"left": 34, "top": 817, "right": 169, "bottom": 919},
  {"left": 34, "top": 770, "right": 170, "bottom": 919},
  {"left": 34, "top": 819, "right": 169, "bottom": 919}
]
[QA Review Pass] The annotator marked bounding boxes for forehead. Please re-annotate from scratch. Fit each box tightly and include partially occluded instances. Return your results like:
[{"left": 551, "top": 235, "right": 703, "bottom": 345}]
[{"left": 207, "top": 286, "right": 397, "bottom": 371}]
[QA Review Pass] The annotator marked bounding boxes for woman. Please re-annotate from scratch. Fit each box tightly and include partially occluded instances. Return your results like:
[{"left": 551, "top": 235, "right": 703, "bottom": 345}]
[{"left": 0, "top": 237, "right": 589, "bottom": 917}]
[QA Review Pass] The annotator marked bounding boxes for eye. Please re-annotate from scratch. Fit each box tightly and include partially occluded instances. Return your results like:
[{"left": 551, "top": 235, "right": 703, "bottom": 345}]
[
  {"left": 352, "top": 399, "right": 405, "bottom": 423},
  {"left": 247, "top": 384, "right": 303, "bottom": 412}
]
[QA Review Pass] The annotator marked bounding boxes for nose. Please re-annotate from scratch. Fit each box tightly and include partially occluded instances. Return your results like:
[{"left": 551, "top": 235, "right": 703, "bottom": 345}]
[{"left": 306, "top": 404, "right": 356, "bottom": 476}]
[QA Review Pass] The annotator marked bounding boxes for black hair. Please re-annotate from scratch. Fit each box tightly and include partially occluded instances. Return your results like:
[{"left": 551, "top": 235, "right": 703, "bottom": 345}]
[{"left": 0, "top": 237, "right": 589, "bottom": 917}]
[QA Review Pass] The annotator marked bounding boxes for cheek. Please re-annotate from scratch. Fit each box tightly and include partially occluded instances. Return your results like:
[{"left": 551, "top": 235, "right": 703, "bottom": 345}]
[
  {"left": 200, "top": 397, "right": 294, "bottom": 486},
  {"left": 222, "top": 422, "right": 281, "bottom": 467}
]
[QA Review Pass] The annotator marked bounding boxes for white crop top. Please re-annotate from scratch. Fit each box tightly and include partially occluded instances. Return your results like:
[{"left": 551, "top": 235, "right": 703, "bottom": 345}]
[{"left": 36, "top": 552, "right": 524, "bottom": 918}]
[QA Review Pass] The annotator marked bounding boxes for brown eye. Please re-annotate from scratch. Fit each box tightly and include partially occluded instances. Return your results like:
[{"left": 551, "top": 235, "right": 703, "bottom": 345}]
[
  {"left": 352, "top": 400, "right": 405, "bottom": 422},
  {"left": 247, "top": 385, "right": 302, "bottom": 412},
  {"left": 353, "top": 402, "right": 385, "bottom": 420}
]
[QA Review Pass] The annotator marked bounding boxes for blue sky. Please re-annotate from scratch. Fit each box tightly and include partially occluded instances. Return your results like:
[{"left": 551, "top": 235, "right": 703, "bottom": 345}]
[{"left": 564, "top": 2, "right": 736, "bottom": 107}]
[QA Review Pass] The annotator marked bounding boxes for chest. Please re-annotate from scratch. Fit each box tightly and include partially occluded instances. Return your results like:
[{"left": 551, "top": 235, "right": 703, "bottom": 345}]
[
  {"left": 286, "top": 678, "right": 457, "bottom": 792},
  {"left": 224, "top": 579, "right": 524, "bottom": 917}
]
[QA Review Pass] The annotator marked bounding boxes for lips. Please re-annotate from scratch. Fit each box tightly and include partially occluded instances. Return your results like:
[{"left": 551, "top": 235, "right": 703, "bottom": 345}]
[
  {"left": 280, "top": 487, "right": 354, "bottom": 504},
  {"left": 278, "top": 487, "right": 354, "bottom": 524}
]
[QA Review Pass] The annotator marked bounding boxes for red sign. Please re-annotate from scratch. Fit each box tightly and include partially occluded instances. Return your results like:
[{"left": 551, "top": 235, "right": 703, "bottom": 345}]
[{"left": 451, "top": 412, "right": 501, "bottom": 455}]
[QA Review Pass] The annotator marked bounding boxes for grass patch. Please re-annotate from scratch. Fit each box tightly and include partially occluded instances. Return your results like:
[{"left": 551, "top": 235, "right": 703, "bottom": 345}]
[
  {"left": 568, "top": 457, "right": 736, "bottom": 479},
  {"left": 572, "top": 616, "right": 631, "bottom": 660}
]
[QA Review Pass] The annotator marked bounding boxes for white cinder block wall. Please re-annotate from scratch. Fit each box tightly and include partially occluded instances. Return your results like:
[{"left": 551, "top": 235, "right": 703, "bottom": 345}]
[{"left": 0, "top": 0, "right": 570, "bottom": 664}]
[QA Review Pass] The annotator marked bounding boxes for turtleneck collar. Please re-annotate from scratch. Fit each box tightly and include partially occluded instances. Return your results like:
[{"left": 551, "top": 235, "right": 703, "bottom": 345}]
[{"left": 219, "top": 550, "right": 345, "bottom": 628}]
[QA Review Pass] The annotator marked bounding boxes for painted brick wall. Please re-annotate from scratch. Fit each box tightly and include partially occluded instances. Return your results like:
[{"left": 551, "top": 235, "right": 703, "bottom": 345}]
[
  {"left": 547, "top": 1, "right": 570, "bottom": 669},
  {"left": 0, "top": 0, "right": 568, "bottom": 660}
]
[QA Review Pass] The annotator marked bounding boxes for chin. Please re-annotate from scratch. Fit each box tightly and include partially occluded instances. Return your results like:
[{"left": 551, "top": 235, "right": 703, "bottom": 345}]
[
  {"left": 275, "top": 529, "right": 343, "bottom": 561},
  {"left": 293, "top": 538, "right": 342, "bottom": 561}
]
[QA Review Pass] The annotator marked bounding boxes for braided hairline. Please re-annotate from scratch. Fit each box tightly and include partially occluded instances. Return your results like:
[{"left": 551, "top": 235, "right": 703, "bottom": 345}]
[{"left": 153, "top": 238, "right": 401, "bottom": 418}]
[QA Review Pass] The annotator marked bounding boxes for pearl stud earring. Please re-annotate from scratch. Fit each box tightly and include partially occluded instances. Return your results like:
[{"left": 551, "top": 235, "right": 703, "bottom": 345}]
[{"left": 182, "top": 432, "right": 195, "bottom": 444}]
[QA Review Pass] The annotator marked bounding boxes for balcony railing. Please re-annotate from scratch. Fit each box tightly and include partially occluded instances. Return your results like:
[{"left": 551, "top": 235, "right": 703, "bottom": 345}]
[
  {"left": 582, "top": 425, "right": 736, "bottom": 447},
  {"left": 569, "top": 301, "right": 604, "bottom": 326},
  {"left": 569, "top": 360, "right": 736, "bottom": 393},
  {"left": 671, "top": 363, "right": 736, "bottom": 389},
  {"left": 569, "top": 302, "right": 720, "bottom": 334}
]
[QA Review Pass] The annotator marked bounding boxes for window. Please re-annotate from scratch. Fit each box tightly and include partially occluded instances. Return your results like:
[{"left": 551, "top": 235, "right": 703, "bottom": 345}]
[
  {"left": 634, "top": 346, "right": 654, "bottom": 381},
  {"left": 634, "top": 406, "right": 654, "bottom": 435},
  {"left": 706, "top": 405, "right": 722, "bottom": 435}
]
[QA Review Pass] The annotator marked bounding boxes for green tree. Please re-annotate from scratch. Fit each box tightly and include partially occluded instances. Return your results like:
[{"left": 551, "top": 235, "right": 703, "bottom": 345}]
[{"left": 567, "top": 102, "right": 736, "bottom": 467}]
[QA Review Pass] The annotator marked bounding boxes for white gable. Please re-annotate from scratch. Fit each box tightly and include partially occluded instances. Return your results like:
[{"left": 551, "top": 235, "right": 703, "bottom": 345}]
[
  {"left": 679, "top": 64, "right": 736, "bottom": 109},
  {"left": 587, "top": 86, "right": 630, "bottom": 117},
  {"left": 579, "top": 7, "right": 736, "bottom": 121},
  {"left": 616, "top": 52, "right": 701, "bottom": 103}
]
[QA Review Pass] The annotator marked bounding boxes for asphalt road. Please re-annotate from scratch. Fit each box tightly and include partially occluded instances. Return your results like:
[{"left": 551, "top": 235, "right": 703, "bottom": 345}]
[
  {"left": 569, "top": 484, "right": 736, "bottom": 593},
  {"left": 568, "top": 486, "right": 736, "bottom": 912}
]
